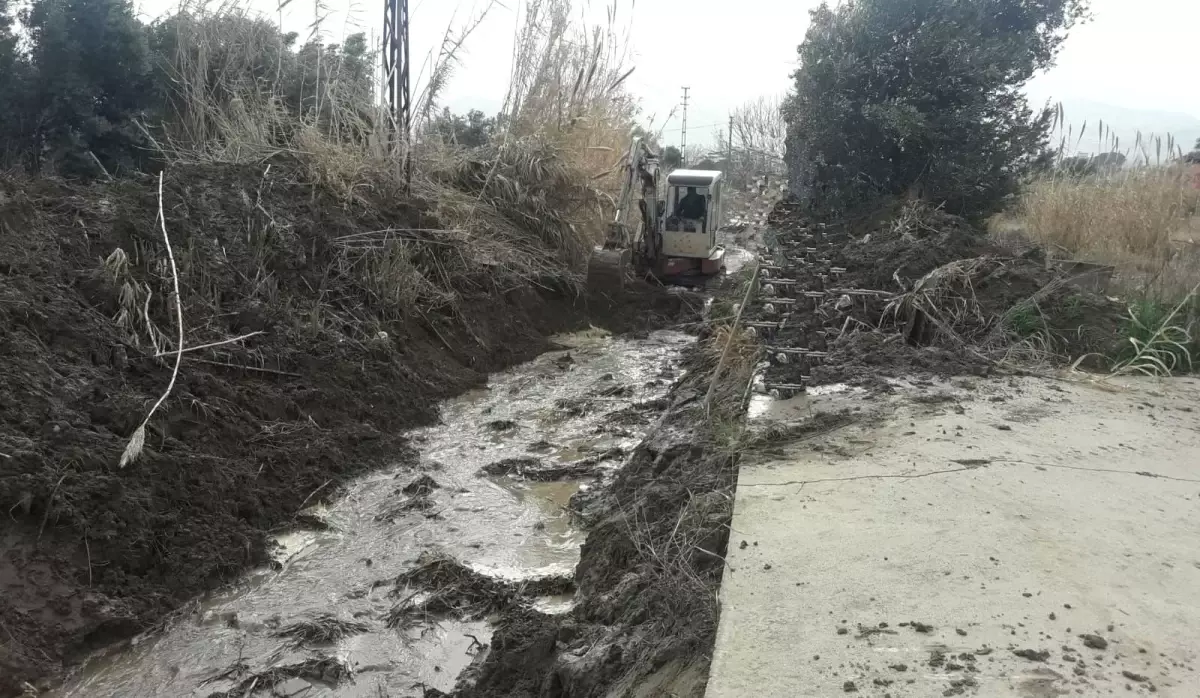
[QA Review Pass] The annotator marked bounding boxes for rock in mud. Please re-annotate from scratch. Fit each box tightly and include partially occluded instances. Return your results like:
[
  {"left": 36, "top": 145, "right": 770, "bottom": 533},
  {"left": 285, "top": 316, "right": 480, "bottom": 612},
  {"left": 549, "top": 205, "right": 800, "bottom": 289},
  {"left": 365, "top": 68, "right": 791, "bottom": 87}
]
[
  {"left": 486, "top": 419, "right": 519, "bottom": 432},
  {"left": 1013, "top": 649, "right": 1051, "bottom": 662}
]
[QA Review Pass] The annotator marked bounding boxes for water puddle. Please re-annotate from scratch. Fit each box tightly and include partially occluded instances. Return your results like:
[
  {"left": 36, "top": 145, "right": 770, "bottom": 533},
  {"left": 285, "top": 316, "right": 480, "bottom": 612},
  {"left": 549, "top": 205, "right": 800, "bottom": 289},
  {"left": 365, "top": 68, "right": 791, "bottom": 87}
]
[
  {"left": 54, "top": 329, "right": 693, "bottom": 697},
  {"left": 747, "top": 383, "right": 861, "bottom": 423}
]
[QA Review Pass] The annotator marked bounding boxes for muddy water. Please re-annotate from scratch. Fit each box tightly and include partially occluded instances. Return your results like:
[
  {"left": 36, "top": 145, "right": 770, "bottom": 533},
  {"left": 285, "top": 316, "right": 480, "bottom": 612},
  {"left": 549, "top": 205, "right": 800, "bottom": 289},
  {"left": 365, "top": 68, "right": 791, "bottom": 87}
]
[{"left": 55, "top": 328, "right": 693, "bottom": 698}]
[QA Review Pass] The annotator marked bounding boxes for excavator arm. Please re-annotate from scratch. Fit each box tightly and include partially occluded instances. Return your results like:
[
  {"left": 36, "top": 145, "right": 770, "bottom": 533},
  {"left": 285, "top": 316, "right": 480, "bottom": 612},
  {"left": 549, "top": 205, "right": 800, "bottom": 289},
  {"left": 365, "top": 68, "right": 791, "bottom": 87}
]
[
  {"left": 606, "top": 136, "right": 661, "bottom": 256},
  {"left": 589, "top": 135, "right": 663, "bottom": 292}
]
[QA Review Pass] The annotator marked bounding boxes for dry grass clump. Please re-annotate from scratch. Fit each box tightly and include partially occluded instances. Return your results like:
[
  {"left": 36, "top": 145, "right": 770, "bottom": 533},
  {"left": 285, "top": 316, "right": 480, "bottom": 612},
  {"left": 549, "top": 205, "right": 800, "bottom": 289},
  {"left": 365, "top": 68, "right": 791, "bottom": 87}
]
[{"left": 1007, "top": 166, "right": 1200, "bottom": 300}]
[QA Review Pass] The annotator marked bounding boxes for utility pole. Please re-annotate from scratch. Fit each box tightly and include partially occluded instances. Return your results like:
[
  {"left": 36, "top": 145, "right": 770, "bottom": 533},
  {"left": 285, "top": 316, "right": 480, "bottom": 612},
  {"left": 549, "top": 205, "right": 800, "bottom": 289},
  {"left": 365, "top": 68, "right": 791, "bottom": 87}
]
[
  {"left": 383, "top": 0, "right": 411, "bottom": 188},
  {"left": 680, "top": 86, "right": 690, "bottom": 165},
  {"left": 727, "top": 114, "right": 734, "bottom": 176}
]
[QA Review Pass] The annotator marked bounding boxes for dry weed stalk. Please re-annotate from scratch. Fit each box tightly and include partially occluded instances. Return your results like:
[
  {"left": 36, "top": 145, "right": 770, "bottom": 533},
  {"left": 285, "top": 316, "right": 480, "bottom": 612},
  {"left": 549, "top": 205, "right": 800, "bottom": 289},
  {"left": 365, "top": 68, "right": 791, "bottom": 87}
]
[
  {"left": 885, "top": 257, "right": 994, "bottom": 349},
  {"left": 120, "top": 173, "right": 184, "bottom": 468}
]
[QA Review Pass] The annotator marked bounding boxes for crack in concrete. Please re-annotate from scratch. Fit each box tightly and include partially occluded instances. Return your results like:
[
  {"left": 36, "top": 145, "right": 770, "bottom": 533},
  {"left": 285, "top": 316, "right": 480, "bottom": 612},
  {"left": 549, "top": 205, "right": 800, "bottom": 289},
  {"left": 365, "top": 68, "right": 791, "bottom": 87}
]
[{"left": 743, "top": 458, "right": 1200, "bottom": 487}]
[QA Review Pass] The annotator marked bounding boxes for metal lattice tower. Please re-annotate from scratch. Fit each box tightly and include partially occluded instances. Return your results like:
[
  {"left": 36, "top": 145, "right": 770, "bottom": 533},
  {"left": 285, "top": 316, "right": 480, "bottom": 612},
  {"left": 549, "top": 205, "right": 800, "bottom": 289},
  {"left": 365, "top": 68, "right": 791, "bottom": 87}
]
[
  {"left": 680, "top": 86, "right": 690, "bottom": 164},
  {"left": 383, "top": 0, "right": 411, "bottom": 181}
]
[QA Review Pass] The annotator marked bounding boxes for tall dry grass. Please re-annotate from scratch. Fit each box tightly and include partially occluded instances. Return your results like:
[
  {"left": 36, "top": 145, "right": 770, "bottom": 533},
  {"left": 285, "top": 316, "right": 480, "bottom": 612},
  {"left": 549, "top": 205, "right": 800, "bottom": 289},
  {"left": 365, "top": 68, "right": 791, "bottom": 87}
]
[
  {"left": 1009, "top": 166, "right": 1200, "bottom": 300},
  {"left": 145, "top": 0, "right": 643, "bottom": 316}
]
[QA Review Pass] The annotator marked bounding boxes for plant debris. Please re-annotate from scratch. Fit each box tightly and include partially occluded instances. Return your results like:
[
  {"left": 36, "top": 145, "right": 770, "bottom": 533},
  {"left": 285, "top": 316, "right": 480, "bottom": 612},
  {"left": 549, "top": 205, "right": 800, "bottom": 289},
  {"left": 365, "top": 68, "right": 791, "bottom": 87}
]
[{"left": 275, "top": 614, "right": 369, "bottom": 645}]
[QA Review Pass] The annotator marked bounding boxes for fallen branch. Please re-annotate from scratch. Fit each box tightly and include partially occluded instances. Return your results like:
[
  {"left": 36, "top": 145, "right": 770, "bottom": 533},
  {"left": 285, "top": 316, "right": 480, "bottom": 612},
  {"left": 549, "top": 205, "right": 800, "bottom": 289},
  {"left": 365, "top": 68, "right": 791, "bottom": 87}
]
[
  {"left": 189, "top": 358, "right": 300, "bottom": 377},
  {"left": 120, "top": 172, "right": 183, "bottom": 468},
  {"left": 152, "top": 331, "right": 264, "bottom": 358}
]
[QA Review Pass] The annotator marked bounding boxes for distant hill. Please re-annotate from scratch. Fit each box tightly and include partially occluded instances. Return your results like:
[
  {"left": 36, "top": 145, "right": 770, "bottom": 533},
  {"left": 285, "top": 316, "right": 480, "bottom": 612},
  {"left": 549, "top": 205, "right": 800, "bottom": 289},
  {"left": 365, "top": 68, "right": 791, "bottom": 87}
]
[{"left": 1047, "top": 99, "right": 1200, "bottom": 162}]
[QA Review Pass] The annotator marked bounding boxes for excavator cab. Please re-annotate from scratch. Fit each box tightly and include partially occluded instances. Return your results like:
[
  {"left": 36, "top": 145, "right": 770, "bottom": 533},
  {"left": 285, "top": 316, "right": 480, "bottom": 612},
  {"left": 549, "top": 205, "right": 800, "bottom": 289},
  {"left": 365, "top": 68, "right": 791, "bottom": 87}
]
[{"left": 660, "top": 170, "right": 725, "bottom": 277}]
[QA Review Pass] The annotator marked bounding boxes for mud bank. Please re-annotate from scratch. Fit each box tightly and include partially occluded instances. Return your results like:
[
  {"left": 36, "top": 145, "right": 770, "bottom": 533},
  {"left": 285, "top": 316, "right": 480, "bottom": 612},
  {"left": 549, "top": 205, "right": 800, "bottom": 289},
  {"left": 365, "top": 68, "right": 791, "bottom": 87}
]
[
  {"left": 455, "top": 311, "right": 758, "bottom": 697},
  {"left": 0, "top": 165, "right": 700, "bottom": 695}
]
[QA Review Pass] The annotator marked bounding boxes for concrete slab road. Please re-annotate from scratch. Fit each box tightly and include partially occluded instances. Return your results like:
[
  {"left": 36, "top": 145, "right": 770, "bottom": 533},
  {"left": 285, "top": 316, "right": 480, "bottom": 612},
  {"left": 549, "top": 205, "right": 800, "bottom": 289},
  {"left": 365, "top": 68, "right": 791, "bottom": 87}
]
[{"left": 708, "top": 376, "right": 1200, "bottom": 698}]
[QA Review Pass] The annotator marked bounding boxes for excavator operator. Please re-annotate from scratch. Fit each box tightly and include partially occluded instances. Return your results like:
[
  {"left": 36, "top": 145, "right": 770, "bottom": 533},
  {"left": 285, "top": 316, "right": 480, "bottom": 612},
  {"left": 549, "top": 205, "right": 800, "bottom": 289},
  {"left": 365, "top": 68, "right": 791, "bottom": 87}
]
[{"left": 675, "top": 187, "right": 707, "bottom": 221}]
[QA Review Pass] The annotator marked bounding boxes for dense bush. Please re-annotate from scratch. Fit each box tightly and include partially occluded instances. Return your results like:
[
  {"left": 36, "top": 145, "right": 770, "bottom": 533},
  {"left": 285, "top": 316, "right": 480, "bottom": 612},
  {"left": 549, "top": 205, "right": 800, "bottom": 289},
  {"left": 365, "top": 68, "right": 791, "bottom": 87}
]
[{"left": 784, "top": 0, "right": 1088, "bottom": 219}]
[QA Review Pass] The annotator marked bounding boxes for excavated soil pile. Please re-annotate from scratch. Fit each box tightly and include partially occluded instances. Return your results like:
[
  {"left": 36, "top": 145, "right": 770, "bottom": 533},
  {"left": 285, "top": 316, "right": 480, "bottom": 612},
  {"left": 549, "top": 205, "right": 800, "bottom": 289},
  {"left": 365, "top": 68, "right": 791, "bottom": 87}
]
[
  {"left": 758, "top": 200, "right": 1127, "bottom": 388},
  {"left": 0, "top": 163, "right": 697, "bottom": 695}
]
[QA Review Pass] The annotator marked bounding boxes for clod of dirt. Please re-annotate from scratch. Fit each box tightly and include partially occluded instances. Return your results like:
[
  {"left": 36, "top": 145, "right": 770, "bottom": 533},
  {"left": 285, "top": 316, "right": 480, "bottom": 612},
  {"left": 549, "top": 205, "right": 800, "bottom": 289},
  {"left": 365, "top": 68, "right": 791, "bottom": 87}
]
[
  {"left": 385, "top": 551, "right": 573, "bottom": 630},
  {"left": 889, "top": 664, "right": 908, "bottom": 672},
  {"left": 1013, "top": 649, "right": 1051, "bottom": 662},
  {"left": 401, "top": 474, "right": 441, "bottom": 496},
  {"left": 842, "top": 680, "right": 858, "bottom": 692},
  {"left": 486, "top": 419, "right": 519, "bottom": 431},
  {"left": 910, "top": 620, "right": 934, "bottom": 633},
  {"left": 1081, "top": 634, "right": 1108, "bottom": 650},
  {"left": 1122, "top": 671, "right": 1149, "bottom": 683},
  {"left": 837, "top": 627, "right": 850, "bottom": 635},
  {"left": 956, "top": 628, "right": 968, "bottom": 636},
  {"left": 481, "top": 456, "right": 598, "bottom": 482}
]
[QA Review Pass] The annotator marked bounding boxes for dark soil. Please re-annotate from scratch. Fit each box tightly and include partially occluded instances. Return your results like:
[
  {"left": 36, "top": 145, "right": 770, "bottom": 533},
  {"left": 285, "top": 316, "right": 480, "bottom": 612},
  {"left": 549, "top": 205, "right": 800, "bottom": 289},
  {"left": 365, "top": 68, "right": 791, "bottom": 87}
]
[{"left": 0, "top": 163, "right": 699, "bottom": 696}]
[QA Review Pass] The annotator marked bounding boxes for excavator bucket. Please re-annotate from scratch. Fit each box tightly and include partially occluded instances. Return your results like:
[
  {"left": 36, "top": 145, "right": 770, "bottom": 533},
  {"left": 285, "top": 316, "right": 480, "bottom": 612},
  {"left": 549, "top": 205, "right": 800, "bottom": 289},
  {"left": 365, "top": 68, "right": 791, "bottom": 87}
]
[
  {"left": 587, "top": 221, "right": 634, "bottom": 294},
  {"left": 586, "top": 246, "right": 631, "bottom": 295}
]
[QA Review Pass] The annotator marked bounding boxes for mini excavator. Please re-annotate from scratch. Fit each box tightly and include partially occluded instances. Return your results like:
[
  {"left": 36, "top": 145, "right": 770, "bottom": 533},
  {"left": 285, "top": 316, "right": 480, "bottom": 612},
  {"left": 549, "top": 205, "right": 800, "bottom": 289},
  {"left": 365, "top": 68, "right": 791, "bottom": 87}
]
[{"left": 587, "top": 137, "right": 727, "bottom": 289}]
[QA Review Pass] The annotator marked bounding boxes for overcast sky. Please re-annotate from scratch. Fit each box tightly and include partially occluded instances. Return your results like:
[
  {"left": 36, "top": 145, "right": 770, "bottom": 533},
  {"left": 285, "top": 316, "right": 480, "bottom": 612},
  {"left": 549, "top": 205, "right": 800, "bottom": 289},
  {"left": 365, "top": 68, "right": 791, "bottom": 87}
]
[{"left": 139, "top": 0, "right": 1200, "bottom": 149}]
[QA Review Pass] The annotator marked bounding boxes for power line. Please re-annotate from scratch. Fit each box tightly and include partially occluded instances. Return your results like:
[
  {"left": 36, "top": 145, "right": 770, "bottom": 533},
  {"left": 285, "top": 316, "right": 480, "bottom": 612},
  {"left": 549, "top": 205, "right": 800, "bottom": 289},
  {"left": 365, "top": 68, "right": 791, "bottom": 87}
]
[{"left": 661, "top": 122, "right": 726, "bottom": 133}]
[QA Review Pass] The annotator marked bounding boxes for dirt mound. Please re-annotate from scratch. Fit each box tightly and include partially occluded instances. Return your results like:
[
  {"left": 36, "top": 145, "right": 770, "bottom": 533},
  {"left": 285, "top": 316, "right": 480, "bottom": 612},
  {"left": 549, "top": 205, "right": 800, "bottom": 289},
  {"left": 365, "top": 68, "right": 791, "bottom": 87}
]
[
  {"left": 761, "top": 200, "right": 1126, "bottom": 387},
  {"left": 0, "top": 163, "right": 698, "bottom": 695}
]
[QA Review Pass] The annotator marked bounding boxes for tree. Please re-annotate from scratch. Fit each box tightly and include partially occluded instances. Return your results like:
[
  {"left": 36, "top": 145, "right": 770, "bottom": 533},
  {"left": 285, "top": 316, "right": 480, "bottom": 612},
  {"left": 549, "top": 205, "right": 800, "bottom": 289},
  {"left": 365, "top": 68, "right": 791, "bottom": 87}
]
[
  {"left": 23, "top": 0, "right": 154, "bottom": 176},
  {"left": 713, "top": 96, "right": 787, "bottom": 188},
  {"left": 0, "top": 0, "right": 31, "bottom": 165},
  {"left": 784, "top": 0, "right": 1088, "bottom": 218},
  {"left": 662, "top": 145, "right": 682, "bottom": 170},
  {"left": 429, "top": 108, "right": 496, "bottom": 148}
]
